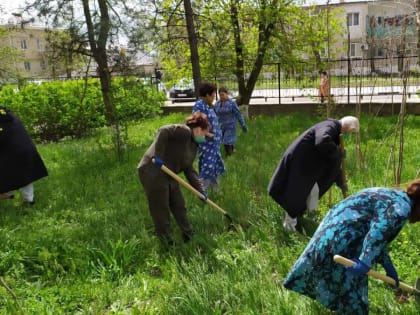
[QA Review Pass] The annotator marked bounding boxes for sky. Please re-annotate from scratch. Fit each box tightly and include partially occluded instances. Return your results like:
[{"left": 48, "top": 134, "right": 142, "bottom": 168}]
[{"left": 0, "top": 0, "right": 28, "bottom": 24}]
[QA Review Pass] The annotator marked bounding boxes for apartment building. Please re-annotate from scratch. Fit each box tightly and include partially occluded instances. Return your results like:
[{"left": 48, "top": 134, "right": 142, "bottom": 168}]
[
  {"left": 316, "top": 0, "right": 418, "bottom": 74},
  {"left": 0, "top": 22, "right": 49, "bottom": 78}
]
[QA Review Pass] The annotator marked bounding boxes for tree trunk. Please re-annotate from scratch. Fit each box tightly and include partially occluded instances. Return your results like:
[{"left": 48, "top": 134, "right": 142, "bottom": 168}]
[
  {"left": 230, "top": 0, "right": 246, "bottom": 105},
  {"left": 230, "top": 0, "right": 275, "bottom": 106},
  {"left": 183, "top": 0, "right": 201, "bottom": 95},
  {"left": 82, "top": 0, "right": 116, "bottom": 126},
  {"left": 368, "top": 15, "right": 376, "bottom": 73}
]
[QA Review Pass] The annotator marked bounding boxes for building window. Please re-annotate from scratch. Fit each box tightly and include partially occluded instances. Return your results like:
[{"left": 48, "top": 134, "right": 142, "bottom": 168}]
[
  {"left": 21, "top": 39, "right": 27, "bottom": 49},
  {"left": 347, "top": 13, "right": 360, "bottom": 26},
  {"left": 376, "top": 48, "right": 385, "bottom": 57},
  {"left": 40, "top": 60, "right": 46, "bottom": 70},
  {"left": 350, "top": 43, "right": 356, "bottom": 57},
  {"left": 24, "top": 61, "right": 31, "bottom": 70},
  {"left": 37, "top": 39, "right": 44, "bottom": 51}
]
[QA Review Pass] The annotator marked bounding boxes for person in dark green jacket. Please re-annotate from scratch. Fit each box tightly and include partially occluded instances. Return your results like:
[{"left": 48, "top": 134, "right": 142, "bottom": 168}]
[{"left": 138, "top": 112, "right": 210, "bottom": 244}]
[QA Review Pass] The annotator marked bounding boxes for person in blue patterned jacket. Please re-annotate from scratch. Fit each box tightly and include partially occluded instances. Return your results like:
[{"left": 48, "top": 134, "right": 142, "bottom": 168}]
[
  {"left": 192, "top": 82, "right": 225, "bottom": 190},
  {"left": 283, "top": 179, "right": 420, "bottom": 315},
  {"left": 214, "top": 87, "right": 247, "bottom": 156}
]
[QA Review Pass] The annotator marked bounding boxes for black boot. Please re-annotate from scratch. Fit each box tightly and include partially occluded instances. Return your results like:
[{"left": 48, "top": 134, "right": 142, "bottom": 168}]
[
  {"left": 182, "top": 230, "right": 194, "bottom": 243},
  {"left": 224, "top": 145, "right": 234, "bottom": 156}
]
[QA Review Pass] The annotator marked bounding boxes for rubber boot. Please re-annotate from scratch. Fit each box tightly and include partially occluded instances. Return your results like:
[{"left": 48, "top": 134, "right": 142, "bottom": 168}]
[{"left": 224, "top": 144, "right": 234, "bottom": 156}]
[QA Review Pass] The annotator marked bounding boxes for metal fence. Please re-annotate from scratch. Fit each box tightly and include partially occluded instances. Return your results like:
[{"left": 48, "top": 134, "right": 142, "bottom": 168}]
[{"left": 205, "top": 55, "right": 420, "bottom": 103}]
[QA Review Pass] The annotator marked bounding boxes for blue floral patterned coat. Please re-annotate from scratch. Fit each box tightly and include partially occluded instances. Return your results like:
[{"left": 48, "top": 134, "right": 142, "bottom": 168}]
[
  {"left": 192, "top": 99, "right": 225, "bottom": 181},
  {"left": 214, "top": 98, "right": 247, "bottom": 145},
  {"left": 283, "top": 187, "right": 413, "bottom": 315}
]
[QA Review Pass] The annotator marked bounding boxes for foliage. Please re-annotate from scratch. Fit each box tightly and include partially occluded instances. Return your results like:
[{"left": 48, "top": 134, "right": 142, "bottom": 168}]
[
  {"left": 0, "top": 112, "right": 419, "bottom": 314},
  {"left": 43, "top": 28, "right": 87, "bottom": 79},
  {"left": 0, "top": 78, "right": 165, "bottom": 141},
  {"left": 0, "top": 27, "right": 22, "bottom": 82}
]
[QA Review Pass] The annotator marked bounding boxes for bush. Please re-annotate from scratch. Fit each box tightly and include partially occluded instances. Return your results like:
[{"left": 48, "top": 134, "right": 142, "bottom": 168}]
[{"left": 0, "top": 77, "right": 165, "bottom": 141}]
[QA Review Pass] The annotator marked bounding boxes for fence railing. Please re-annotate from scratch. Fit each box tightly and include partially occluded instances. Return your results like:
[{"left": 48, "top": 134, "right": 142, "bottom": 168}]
[{"left": 204, "top": 55, "right": 420, "bottom": 103}]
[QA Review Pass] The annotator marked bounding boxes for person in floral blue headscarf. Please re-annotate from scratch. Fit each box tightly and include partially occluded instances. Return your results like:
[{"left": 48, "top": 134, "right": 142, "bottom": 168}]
[
  {"left": 192, "top": 82, "right": 225, "bottom": 190},
  {"left": 283, "top": 179, "right": 420, "bottom": 315},
  {"left": 214, "top": 87, "right": 247, "bottom": 157}
]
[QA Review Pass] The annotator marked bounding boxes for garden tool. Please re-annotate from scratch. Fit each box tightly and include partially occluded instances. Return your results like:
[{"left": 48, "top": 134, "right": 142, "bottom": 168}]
[
  {"left": 152, "top": 158, "right": 239, "bottom": 231},
  {"left": 334, "top": 255, "right": 420, "bottom": 300},
  {"left": 339, "top": 134, "right": 348, "bottom": 198}
]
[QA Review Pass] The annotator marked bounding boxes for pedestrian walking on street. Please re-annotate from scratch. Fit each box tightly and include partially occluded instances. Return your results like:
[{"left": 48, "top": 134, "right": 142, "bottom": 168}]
[{"left": 319, "top": 71, "right": 330, "bottom": 103}]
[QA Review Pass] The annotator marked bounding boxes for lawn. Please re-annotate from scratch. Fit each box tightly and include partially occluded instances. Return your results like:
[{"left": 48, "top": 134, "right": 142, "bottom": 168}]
[{"left": 0, "top": 112, "right": 419, "bottom": 314}]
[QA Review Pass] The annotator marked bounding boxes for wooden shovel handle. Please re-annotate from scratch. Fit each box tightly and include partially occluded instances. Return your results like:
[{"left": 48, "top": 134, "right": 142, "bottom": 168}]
[
  {"left": 333, "top": 255, "right": 418, "bottom": 294},
  {"left": 153, "top": 159, "right": 228, "bottom": 217}
]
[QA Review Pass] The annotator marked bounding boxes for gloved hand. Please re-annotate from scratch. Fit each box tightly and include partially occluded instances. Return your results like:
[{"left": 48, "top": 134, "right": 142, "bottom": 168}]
[
  {"left": 383, "top": 262, "right": 399, "bottom": 287},
  {"left": 346, "top": 258, "right": 371, "bottom": 276},
  {"left": 242, "top": 125, "right": 248, "bottom": 132},
  {"left": 152, "top": 156, "right": 164, "bottom": 168},
  {"left": 200, "top": 191, "right": 208, "bottom": 203}
]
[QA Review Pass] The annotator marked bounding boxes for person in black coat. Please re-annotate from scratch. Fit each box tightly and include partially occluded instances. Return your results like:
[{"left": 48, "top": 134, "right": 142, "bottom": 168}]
[
  {"left": 267, "top": 116, "right": 359, "bottom": 233},
  {"left": 0, "top": 106, "right": 48, "bottom": 204}
]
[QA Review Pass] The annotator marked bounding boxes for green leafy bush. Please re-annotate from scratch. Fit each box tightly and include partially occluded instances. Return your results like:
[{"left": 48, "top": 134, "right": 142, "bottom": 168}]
[{"left": 0, "top": 77, "right": 165, "bottom": 141}]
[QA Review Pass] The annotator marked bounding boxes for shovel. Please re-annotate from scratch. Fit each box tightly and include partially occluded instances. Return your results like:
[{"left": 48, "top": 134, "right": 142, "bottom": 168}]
[
  {"left": 334, "top": 255, "right": 420, "bottom": 299},
  {"left": 152, "top": 158, "right": 238, "bottom": 231}
]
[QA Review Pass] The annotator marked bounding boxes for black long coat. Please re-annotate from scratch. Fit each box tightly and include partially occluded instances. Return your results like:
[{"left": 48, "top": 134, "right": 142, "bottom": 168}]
[
  {"left": 0, "top": 106, "right": 48, "bottom": 193},
  {"left": 267, "top": 119, "right": 343, "bottom": 218}
]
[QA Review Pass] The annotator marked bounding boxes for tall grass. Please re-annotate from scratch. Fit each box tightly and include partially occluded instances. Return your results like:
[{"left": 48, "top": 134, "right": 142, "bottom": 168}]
[{"left": 0, "top": 113, "right": 419, "bottom": 314}]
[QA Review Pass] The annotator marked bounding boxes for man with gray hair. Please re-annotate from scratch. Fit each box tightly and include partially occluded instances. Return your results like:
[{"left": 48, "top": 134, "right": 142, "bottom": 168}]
[{"left": 267, "top": 116, "right": 359, "bottom": 234}]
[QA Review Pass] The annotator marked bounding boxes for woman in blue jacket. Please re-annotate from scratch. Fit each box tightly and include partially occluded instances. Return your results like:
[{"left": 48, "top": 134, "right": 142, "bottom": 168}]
[
  {"left": 214, "top": 87, "right": 247, "bottom": 156},
  {"left": 283, "top": 179, "right": 420, "bottom": 315}
]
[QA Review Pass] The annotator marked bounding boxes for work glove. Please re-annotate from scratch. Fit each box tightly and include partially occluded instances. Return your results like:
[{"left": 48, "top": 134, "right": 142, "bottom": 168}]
[
  {"left": 152, "top": 156, "right": 164, "bottom": 168},
  {"left": 200, "top": 191, "right": 208, "bottom": 203},
  {"left": 383, "top": 262, "right": 399, "bottom": 288},
  {"left": 346, "top": 258, "right": 371, "bottom": 276},
  {"left": 242, "top": 125, "right": 248, "bottom": 132}
]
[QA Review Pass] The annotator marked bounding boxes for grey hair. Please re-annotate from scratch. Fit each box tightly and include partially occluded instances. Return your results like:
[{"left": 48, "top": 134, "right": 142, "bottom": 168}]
[{"left": 339, "top": 116, "right": 360, "bottom": 132}]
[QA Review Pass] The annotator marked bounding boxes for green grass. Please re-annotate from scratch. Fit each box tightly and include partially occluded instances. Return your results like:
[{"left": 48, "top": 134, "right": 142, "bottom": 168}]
[{"left": 0, "top": 112, "right": 419, "bottom": 314}]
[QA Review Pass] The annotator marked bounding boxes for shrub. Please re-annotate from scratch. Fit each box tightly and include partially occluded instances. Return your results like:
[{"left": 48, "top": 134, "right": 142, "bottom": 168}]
[{"left": 0, "top": 77, "right": 165, "bottom": 141}]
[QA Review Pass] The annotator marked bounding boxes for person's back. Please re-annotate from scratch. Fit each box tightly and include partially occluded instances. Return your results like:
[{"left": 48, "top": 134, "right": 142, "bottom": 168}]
[{"left": 0, "top": 106, "right": 48, "bottom": 203}]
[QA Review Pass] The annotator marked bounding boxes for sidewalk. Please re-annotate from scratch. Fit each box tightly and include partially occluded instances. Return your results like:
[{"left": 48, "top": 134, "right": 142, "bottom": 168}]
[{"left": 165, "top": 93, "right": 420, "bottom": 107}]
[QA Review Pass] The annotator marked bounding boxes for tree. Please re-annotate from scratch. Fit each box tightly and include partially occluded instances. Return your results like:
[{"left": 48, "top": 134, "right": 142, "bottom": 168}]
[
  {"left": 27, "top": 0, "right": 135, "bottom": 127},
  {"left": 183, "top": 0, "right": 201, "bottom": 93},
  {"left": 130, "top": 0, "right": 341, "bottom": 105},
  {"left": 43, "top": 29, "right": 86, "bottom": 79},
  {"left": 0, "top": 27, "right": 22, "bottom": 82},
  {"left": 417, "top": 0, "right": 420, "bottom": 63}
]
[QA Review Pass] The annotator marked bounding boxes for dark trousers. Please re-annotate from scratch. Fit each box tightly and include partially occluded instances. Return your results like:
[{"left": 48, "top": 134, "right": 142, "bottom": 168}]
[{"left": 139, "top": 169, "right": 192, "bottom": 241}]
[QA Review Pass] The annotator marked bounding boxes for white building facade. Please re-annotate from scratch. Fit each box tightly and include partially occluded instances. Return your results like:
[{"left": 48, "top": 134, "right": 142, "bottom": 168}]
[{"left": 318, "top": 0, "right": 418, "bottom": 75}]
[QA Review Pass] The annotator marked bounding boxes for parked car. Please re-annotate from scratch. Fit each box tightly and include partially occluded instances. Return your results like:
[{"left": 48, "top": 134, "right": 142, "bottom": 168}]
[{"left": 169, "top": 78, "right": 196, "bottom": 100}]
